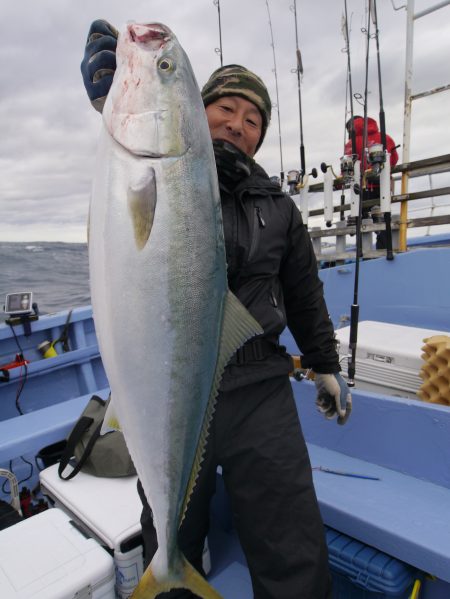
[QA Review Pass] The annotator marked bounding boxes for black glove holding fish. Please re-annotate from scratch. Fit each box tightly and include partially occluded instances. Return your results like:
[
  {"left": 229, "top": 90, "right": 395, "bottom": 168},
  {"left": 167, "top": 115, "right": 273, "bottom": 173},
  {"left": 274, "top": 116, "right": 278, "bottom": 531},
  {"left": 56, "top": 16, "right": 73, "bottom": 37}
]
[
  {"left": 213, "top": 140, "right": 255, "bottom": 190},
  {"left": 81, "top": 19, "right": 118, "bottom": 112},
  {"left": 314, "top": 372, "right": 352, "bottom": 425}
]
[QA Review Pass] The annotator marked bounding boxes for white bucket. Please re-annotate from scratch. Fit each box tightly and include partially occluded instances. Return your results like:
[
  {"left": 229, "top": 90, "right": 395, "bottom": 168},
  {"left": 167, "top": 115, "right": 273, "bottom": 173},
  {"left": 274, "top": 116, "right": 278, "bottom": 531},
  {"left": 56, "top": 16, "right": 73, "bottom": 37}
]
[
  {"left": 114, "top": 545, "right": 144, "bottom": 598},
  {"left": 114, "top": 538, "right": 211, "bottom": 598}
]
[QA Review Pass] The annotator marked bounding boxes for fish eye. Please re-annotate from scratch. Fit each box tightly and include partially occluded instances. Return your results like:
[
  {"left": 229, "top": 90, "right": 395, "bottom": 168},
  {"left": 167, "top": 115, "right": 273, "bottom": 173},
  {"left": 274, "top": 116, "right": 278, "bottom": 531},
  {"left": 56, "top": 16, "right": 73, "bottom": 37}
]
[{"left": 158, "top": 58, "right": 174, "bottom": 72}]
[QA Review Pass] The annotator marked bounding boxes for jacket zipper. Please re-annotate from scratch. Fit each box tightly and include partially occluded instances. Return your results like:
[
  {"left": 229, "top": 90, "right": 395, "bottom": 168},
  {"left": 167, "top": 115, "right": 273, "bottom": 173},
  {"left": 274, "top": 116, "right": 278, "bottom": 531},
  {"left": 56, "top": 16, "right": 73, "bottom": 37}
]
[
  {"left": 256, "top": 206, "right": 266, "bottom": 227},
  {"left": 248, "top": 206, "right": 266, "bottom": 262}
]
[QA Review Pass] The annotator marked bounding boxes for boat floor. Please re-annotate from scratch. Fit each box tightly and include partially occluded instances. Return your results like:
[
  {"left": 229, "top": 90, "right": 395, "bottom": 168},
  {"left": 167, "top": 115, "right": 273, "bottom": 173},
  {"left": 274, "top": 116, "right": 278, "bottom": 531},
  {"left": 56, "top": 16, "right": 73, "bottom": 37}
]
[{"left": 208, "top": 521, "right": 252, "bottom": 597}]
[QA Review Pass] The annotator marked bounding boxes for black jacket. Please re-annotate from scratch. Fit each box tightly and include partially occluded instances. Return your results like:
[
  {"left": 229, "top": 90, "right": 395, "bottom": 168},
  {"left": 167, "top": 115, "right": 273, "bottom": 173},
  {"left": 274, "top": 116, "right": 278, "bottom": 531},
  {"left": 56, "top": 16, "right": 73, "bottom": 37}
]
[{"left": 220, "top": 161, "right": 339, "bottom": 391}]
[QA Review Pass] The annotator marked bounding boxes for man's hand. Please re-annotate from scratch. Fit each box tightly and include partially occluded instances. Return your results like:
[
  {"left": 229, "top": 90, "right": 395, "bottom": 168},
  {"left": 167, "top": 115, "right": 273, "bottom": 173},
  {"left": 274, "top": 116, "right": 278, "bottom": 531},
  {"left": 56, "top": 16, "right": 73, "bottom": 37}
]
[
  {"left": 81, "top": 19, "right": 118, "bottom": 112},
  {"left": 314, "top": 373, "right": 352, "bottom": 425}
]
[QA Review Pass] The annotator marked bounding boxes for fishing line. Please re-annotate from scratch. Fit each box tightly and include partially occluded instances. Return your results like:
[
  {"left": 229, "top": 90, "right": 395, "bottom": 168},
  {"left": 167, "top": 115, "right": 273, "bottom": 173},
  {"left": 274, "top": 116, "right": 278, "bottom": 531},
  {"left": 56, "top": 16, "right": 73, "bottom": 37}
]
[
  {"left": 265, "top": 0, "right": 284, "bottom": 188},
  {"left": 213, "top": 0, "right": 224, "bottom": 66},
  {"left": 341, "top": 1, "right": 357, "bottom": 221},
  {"left": 343, "top": 68, "right": 350, "bottom": 152},
  {"left": 343, "top": 0, "right": 357, "bottom": 157},
  {"left": 290, "top": 0, "right": 305, "bottom": 181},
  {"left": 371, "top": 0, "right": 394, "bottom": 260}
]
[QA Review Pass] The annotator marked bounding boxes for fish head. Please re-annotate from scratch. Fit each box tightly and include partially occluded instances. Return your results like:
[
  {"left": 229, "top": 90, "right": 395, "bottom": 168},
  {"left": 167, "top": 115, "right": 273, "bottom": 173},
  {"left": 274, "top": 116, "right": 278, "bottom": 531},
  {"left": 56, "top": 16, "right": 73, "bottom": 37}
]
[{"left": 103, "top": 22, "right": 202, "bottom": 158}]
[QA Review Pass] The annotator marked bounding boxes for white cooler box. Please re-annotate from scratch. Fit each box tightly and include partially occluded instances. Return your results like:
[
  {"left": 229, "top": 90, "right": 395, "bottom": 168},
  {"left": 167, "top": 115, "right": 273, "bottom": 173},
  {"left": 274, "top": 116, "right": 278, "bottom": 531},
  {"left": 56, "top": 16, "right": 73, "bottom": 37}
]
[
  {"left": 40, "top": 465, "right": 144, "bottom": 599},
  {"left": 0, "top": 508, "right": 115, "bottom": 598},
  {"left": 335, "top": 320, "right": 449, "bottom": 398},
  {"left": 40, "top": 464, "right": 211, "bottom": 599}
]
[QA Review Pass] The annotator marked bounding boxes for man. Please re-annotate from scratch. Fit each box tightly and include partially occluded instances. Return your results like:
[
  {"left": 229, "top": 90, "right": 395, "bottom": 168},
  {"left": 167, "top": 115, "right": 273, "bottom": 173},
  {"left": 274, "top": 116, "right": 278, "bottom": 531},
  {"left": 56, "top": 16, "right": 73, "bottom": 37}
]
[
  {"left": 81, "top": 20, "right": 352, "bottom": 599},
  {"left": 345, "top": 116, "right": 399, "bottom": 248},
  {"left": 345, "top": 115, "right": 398, "bottom": 172}
]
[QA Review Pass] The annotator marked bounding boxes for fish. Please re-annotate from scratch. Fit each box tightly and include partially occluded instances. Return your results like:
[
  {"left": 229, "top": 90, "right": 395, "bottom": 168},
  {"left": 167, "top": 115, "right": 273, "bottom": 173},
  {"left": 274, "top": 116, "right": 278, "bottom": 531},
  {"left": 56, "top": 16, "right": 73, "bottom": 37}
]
[{"left": 88, "top": 21, "right": 263, "bottom": 599}]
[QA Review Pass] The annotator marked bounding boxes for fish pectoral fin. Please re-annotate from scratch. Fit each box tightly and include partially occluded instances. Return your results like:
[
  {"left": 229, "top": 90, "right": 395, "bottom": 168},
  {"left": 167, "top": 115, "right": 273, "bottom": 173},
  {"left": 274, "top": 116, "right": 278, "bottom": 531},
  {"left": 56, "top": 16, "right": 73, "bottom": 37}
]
[
  {"left": 100, "top": 395, "right": 122, "bottom": 434},
  {"left": 220, "top": 290, "right": 264, "bottom": 362},
  {"left": 127, "top": 166, "right": 157, "bottom": 250},
  {"left": 131, "top": 556, "right": 223, "bottom": 599}
]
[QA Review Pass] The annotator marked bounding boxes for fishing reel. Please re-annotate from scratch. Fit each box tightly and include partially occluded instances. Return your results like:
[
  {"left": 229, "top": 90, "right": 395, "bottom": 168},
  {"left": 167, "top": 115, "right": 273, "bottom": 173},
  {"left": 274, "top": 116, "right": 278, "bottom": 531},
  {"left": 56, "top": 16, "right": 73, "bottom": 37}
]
[
  {"left": 287, "top": 169, "right": 300, "bottom": 195},
  {"left": 340, "top": 154, "right": 356, "bottom": 180},
  {"left": 366, "top": 143, "right": 386, "bottom": 177},
  {"left": 286, "top": 168, "right": 318, "bottom": 196}
]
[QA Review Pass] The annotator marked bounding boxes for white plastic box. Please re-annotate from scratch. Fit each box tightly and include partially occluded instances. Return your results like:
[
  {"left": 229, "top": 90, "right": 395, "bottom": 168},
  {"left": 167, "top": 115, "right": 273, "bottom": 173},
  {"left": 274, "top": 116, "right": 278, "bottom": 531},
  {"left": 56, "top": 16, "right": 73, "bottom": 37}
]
[
  {"left": 0, "top": 508, "right": 115, "bottom": 598},
  {"left": 335, "top": 320, "right": 449, "bottom": 398},
  {"left": 40, "top": 464, "right": 211, "bottom": 598},
  {"left": 40, "top": 465, "right": 143, "bottom": 599}
]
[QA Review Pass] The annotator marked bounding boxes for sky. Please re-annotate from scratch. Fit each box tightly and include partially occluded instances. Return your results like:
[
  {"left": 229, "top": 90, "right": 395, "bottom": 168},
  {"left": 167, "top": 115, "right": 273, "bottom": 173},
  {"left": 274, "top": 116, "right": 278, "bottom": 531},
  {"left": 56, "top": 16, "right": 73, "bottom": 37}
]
[{"left": 0, "top": 0, "right": 449, "bottom": 242}]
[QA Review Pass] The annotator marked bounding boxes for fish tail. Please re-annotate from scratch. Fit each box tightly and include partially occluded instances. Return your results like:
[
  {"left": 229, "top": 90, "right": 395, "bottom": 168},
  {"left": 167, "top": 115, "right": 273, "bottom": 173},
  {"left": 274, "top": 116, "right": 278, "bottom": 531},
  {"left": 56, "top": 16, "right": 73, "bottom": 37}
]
[{"left": 131, "top": 555, "right": 223, "bottom": 599}]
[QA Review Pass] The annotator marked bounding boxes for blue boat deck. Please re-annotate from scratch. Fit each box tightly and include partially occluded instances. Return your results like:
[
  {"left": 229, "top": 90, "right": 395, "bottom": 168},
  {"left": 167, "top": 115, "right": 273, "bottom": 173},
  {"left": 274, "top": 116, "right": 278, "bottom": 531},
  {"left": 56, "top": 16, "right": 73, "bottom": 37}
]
[
  {"left": 292, "top": 379, "right": 450, "bottom": 586},
  {"left": 1, "top": 249, "right": 450, "bottom": 597}
]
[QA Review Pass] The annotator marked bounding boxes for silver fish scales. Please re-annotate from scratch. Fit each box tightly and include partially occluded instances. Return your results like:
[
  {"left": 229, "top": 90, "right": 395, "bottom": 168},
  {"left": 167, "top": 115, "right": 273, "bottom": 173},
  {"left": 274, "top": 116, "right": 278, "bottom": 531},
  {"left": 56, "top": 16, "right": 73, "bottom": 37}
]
[{"left": 88, "top": 22, "right": 262, "bottom": 598}]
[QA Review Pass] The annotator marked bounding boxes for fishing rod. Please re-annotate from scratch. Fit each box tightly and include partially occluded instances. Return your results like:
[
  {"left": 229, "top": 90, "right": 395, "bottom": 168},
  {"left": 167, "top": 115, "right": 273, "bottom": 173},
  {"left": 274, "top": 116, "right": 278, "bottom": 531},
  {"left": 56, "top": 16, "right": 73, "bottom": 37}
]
[
  {"left": 291, "top": 0, "right": 305, "bottom": 182},
  {"left": 347, "top": 0, "right": 373, "bottom": 388},
  {"left": 265, "top": 0, "right": 285, "bottom": 189},
  {"left": 371, "top": 0, "right": 394, "bottom": 260},
  {"left": 213, "top": 0, "right": 223, "bottom": 66},
  {"left": 340, "top": 0, "right": 357, "bottom": 221},
  {"left": 343, "top": 0, "right": 357, "bottom": 157}
]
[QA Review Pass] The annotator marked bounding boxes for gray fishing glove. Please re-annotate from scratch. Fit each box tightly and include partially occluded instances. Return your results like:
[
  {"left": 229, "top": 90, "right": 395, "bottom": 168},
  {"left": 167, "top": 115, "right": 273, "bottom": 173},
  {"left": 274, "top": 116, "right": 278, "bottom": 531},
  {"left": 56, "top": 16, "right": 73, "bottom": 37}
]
[
  {"left": 314, "top": 372, "right": 352, "bottom": 425},
  {"left": 81, "top": 19, "right": 118, "bottom": 113}
]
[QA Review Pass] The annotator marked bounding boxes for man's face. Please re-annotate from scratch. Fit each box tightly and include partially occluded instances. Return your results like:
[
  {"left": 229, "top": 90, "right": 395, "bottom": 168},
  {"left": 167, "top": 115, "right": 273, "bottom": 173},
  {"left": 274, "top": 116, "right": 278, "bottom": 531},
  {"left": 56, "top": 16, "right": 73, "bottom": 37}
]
[{"left": 205, "top": 96, "right": 263, "bottom": 158}]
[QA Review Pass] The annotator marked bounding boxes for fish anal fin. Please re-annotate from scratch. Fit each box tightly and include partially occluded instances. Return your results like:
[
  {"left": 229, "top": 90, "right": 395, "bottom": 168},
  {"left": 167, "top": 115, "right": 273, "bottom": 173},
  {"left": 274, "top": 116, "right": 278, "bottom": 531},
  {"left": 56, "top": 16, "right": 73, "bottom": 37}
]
[
  {"left": 127, "top": 166, "right": 157, "bottom": 250},
  {"left": 131, "top": 556, "right": 223, "bottom": 599},
  {"left": 181, "top": 291, "right": 263, "bottom": 520}
]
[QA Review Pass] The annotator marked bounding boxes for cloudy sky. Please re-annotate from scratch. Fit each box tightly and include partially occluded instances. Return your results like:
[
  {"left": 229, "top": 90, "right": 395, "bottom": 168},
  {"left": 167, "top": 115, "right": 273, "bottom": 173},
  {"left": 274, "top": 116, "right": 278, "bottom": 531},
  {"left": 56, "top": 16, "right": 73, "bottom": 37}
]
[{"left": 1, "top": 0, "right": 449, "bottom": 242}]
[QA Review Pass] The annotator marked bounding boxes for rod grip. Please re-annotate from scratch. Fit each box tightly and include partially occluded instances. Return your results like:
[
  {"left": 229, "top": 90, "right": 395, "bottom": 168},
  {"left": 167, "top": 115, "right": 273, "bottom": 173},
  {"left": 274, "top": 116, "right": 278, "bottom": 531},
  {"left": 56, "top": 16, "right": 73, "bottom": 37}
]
[
  {"left": 300, "top": 145, "right": 305, "bottom": 177},
  {"left": 384, "top": 211, "right": 394, "bottom": 261},
  {"left": 347, "top": 304, "right": 360, "bottom": 384}
]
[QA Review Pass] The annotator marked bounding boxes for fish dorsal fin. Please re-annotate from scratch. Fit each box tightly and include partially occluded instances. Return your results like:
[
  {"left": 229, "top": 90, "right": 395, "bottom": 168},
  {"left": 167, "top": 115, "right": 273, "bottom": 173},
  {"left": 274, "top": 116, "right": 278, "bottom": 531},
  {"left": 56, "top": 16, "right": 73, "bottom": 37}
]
[
  {"left": 180, "top": 290, "right": 263, "bottom": 523},
  {"left": 127, "top": 166, "right": 157, "bottom": 250}
]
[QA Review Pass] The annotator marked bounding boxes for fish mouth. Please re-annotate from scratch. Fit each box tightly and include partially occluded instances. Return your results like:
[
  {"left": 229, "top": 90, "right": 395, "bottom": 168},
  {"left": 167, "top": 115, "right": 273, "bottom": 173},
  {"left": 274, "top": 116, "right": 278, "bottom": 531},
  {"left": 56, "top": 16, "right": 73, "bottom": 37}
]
[
  {"left": 113, "top": 130, "right": 191, "bottom": 159},
  {"left": 135, "top": 145, "right": 191, "bottom": 160},
  {"left": 127, "top": 22, "right": 171, "bottom": 47},
  {"left": 107, "top": 109, "right": 190, "bottom": 159}
]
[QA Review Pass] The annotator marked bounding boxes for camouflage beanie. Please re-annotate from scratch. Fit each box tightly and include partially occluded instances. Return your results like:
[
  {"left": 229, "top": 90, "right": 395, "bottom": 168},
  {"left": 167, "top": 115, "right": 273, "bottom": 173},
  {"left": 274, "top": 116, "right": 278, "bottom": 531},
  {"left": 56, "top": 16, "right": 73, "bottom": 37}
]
[{"left": 201, "top": 64, "right": 272, "bottom": 152}]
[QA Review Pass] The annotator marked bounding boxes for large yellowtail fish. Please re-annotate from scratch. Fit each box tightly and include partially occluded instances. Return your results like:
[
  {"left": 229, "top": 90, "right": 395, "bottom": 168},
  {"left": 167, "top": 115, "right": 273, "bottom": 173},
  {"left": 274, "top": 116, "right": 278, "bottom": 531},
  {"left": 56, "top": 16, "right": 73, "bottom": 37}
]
[{"left": 88, "top": 22, "right": 262, "bottom": 598}]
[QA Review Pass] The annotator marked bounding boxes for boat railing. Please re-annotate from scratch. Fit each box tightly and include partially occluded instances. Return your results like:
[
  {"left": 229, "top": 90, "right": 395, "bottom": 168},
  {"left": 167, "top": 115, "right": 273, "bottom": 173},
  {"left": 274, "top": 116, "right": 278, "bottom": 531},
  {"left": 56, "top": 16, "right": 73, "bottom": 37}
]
[
  {"left": 297, "top": 153, "right": 450, "bottom": 263},
  {"left": 399, "top": 0, "right": 450, "bottom": 251}
]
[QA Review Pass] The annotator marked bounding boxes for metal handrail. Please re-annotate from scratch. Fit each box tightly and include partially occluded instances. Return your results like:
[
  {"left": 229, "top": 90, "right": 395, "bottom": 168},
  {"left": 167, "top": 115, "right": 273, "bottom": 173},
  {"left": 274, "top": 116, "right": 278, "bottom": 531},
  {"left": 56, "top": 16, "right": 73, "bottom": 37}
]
[{"left": 400, "top": 0, "right": 450, "bottom": 250}]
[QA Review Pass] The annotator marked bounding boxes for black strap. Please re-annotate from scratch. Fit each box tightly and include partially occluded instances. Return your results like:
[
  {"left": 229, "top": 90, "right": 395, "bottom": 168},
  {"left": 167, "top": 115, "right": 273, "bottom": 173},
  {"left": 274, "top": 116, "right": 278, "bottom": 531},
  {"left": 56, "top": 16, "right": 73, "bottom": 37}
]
[
  {"left": 58, "top": 395, "right": 105, "bottom": 480},
  {"left": 229, "top": 338, "right": 282, "bottom": 365}
]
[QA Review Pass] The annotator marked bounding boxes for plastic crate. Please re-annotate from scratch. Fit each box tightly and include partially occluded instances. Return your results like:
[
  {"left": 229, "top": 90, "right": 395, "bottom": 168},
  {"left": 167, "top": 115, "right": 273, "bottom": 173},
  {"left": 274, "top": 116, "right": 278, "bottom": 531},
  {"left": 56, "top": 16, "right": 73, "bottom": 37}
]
[
  {"left": 0, "top": 508, "right": 115, "bottom": 598},
  {"left": 326, "top": 527, "right": 419, "bottom": 598}
]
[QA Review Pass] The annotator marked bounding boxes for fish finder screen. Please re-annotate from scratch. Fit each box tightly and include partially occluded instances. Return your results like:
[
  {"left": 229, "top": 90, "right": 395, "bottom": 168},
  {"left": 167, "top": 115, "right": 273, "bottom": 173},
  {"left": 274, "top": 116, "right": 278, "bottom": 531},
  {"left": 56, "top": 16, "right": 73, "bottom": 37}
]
[{"left": 4, "top": 292, "right": 33, "bottom": 315}]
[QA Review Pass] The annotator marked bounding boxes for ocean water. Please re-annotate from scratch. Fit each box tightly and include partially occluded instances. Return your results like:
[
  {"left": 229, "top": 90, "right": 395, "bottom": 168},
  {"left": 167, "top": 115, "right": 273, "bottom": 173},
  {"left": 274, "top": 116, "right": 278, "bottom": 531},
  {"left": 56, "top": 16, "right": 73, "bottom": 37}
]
[{"left": 0, "top": 242, "right": 90, "bottom": 323}]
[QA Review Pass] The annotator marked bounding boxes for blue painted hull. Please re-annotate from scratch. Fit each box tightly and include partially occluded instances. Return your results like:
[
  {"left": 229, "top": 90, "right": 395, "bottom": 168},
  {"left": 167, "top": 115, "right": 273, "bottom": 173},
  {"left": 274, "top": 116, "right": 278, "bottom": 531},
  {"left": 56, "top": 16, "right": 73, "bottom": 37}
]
[{"left": 1, "top": 248, "right": 450, "bottom": 598}]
